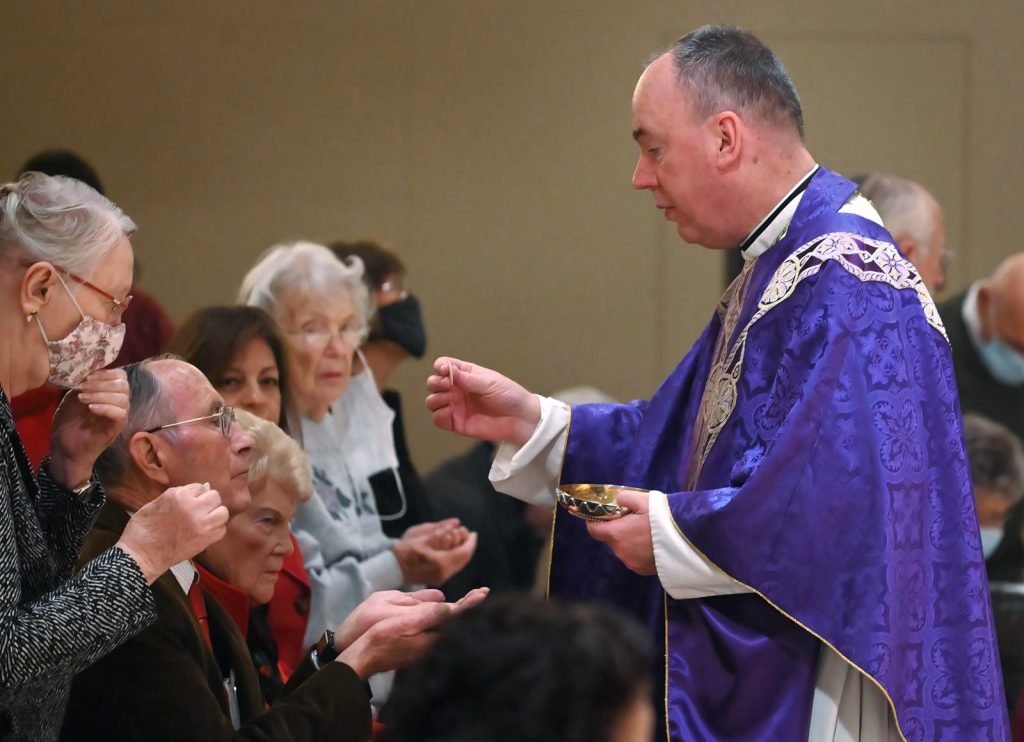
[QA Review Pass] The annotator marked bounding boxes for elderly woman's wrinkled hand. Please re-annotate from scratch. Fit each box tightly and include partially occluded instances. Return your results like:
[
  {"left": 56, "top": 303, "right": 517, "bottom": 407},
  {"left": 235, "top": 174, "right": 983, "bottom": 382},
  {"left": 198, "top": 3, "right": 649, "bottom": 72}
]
[
  {"left": 335, "top": 587, "right": 490, "bottom": 679},
  {"left": 403, "top": 519, "right": 471, "bottom": 551},
  {"left": 392, "top": 530, "right": 478, "bottom": 585},
  {"left": 48, "top": 368, "right": 130, "bottom": 489}
]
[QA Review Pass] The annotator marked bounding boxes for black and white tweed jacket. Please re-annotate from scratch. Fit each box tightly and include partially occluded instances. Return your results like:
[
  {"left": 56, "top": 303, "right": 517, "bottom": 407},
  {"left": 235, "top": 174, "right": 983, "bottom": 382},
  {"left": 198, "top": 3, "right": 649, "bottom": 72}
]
[{"left": 0, "top": 391, "right": 156, "bottom": 740}]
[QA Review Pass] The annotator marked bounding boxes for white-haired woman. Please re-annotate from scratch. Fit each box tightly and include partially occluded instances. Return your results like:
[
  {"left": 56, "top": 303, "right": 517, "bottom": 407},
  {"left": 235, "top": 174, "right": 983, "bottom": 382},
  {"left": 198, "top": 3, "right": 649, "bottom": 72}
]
[
  {"left": 0, "top": 173, "right": 228, "bottom": 739},
  {"left": 238, "top": 242, "right": 476, "bottom": 698},
  {"left": 197, "top": 409, "right": 314, "bottom": 704}
]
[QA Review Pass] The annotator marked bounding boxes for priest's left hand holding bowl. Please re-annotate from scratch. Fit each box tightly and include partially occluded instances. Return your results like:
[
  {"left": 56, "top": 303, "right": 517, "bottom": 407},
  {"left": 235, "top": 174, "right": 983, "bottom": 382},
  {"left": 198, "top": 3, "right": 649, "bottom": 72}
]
[{"left": 426, "top": 356, "right": 656, "bottom": 575}]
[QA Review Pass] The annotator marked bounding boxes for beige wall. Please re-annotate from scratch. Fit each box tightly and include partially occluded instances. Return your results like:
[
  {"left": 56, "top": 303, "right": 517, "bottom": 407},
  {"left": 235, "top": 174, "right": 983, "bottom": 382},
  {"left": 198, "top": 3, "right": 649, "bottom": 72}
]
[{"left": 2, "top": 1, "right": 1022, "bottom": 471}]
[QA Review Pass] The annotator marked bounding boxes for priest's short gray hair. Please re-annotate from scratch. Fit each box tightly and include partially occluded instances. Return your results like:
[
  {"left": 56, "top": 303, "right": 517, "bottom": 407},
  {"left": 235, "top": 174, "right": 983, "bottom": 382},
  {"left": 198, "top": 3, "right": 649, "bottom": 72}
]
[
  {"left": 238, "top": 240, "right": 373, "bottom": 343},
  {"left": 666, "top": 25, "right": 804, "bottom": 139},
  {"left": 0, "top": 171, "right": 136, "bottom": 278}
]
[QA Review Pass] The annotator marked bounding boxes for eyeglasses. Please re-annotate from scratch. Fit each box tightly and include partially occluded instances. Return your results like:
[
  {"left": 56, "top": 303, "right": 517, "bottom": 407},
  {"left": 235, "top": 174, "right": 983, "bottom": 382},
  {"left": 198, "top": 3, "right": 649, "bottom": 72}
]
[
  {"left": 145, "top": 405, "right": 236, "bottom": 438},
  {"left": 287, "top": 322, "right": 362, "bottom": 350},
  {"left": 57, "top": 267, "right": 133, "bottom": 318}
]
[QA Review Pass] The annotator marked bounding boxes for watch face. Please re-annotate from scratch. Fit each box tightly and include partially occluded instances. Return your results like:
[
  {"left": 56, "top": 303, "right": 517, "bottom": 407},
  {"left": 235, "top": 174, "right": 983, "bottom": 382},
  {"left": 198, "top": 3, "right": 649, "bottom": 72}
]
[
  {"left": 73, "top": 480, "right": 98, "bottom": 498},
  {"left": 317, "top": 630, "right": 334, "bottom": 652}
]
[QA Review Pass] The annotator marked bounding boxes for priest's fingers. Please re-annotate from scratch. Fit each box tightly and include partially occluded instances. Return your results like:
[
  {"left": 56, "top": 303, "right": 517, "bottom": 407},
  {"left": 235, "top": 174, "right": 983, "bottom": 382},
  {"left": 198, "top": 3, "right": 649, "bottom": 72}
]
[
  {"left": 425, "top": 390, "right": 453, "bottom": 412},
  {"left": 615, "top": 490, "right": 650, "bottom": 514},
  {"left": 432, "top": 356, "right": 473, "bottom": 377},
  {"left": 585, "top": 515, "right": 656, "bottom": 576},
  {"left": 430, "top": 405, "right": 455, "bottom": 433}
]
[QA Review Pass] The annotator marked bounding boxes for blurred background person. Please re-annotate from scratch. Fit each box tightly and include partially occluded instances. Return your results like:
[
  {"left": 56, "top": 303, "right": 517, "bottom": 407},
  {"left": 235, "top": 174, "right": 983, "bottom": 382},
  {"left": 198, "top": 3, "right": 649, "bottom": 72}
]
[
  {"left": 854, "top": 171, "right": 950, "bottom": 295},
  {"left": 238, "top": 241, "right": 476, "bottom": 701},
  {"left": 379, "top": 595, "right": 654, "bottom": 742},
  {"left": 329, "top": 240, "right": 432, "bottom": 538},
  {"left": 938, "top": 253, "right": 1024, "bottom": 442},
  {"left": 13, "top": 150, "right": 174, "bottom": 468},
  {"left": 963, "top": 413, "right": 1024, "bottom": 730},
  {"left": 964, "top": 413, "right": 1024, "bottom": 566},
  {"left": 169, "top": 305, "right": 310, "bottom": 676},
  {"left": 0, "top": 173, "right": 224, "bottom": 739}
]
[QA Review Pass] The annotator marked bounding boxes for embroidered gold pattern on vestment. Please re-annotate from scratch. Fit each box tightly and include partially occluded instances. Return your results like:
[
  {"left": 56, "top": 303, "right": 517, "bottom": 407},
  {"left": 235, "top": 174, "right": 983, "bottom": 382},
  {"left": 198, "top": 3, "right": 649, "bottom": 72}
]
[{"left": 686, "top": 232, "right": 946, "bottom": 488}]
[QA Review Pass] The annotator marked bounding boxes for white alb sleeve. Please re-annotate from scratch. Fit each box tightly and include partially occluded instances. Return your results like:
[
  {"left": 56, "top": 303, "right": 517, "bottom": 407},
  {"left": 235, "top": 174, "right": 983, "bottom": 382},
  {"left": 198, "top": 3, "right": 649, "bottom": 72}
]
[
  {"left": 649, "top": 490, "right": 751, "bottom": 599},
  {"left": 489, "top": 396, "right": 751, "bottom": 600},
  {"left": 488, "top": 395, "right": 569, "bottom": 507}
]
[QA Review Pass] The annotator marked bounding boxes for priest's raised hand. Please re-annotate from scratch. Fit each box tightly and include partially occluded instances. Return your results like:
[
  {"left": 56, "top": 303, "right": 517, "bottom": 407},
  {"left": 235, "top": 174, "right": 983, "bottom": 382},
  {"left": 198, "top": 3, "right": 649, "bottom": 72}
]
[{"left": 425, "top": 356, "right": 541, "bottom": 446}]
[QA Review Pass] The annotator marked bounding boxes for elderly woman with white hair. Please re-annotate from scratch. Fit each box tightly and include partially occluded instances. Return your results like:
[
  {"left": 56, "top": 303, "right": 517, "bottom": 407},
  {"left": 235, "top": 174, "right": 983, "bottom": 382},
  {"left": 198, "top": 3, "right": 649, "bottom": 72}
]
[
  {"left": 0, "top": 173, "right": 228, "bottom": 739},
  {"left": 238, "top": 241, "right": 476, "bottom": 697}
]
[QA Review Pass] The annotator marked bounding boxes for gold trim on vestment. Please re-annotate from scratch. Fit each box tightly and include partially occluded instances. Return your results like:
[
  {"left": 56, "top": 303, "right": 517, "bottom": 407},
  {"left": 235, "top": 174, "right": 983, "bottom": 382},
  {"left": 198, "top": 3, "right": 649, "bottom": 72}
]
[
  {"left": 545, "top": 404, "right": 573, "bottom": 600},
  {"left": 664, "top": 592, "right": 670, "bottom": 742},
  {"left": 665, "top": 518, "right": 908, "bottom": 742}
]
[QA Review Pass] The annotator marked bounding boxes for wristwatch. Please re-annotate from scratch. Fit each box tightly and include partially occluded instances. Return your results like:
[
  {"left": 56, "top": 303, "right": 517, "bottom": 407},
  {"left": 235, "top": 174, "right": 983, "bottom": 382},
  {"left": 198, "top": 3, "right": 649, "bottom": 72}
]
[
  {"left": 311, "top": 629, "right": 339, "bottom": 669},
  {"left": 70, "top": 476, "right": 100, "bottom": 500}
]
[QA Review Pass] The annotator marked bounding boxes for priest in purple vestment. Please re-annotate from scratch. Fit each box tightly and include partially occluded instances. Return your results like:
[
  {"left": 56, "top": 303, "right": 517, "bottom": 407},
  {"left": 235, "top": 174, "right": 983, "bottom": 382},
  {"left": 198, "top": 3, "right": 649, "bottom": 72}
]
[{"left": 425, "top": 25, "right": 1008, "bottom": 742}]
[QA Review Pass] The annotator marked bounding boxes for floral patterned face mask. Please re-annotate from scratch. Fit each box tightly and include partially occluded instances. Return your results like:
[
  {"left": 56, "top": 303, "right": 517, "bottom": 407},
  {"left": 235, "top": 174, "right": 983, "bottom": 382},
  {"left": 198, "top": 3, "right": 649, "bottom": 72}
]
[{"left": 33, "top": 272, "right": 126, "bottom": 388}]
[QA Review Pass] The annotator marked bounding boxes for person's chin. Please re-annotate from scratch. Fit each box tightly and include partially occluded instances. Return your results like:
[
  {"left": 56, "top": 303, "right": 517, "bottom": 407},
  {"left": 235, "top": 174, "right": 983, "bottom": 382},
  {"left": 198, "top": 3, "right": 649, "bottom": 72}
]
[{"left": 227, "top": 483, "right": 252, "bottom": 514}]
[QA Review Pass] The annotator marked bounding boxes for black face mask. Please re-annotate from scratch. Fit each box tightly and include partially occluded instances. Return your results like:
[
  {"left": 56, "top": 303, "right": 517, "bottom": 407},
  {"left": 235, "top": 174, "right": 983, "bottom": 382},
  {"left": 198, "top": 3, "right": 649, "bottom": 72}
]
[{"left": 375, "top": 294, "right": 427, "bottom": 358}]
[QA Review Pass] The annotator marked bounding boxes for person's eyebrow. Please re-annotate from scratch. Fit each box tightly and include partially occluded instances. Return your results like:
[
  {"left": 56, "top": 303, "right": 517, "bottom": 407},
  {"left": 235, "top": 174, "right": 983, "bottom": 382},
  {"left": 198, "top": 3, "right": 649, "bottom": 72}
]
[{"left": 632, "top": 127, "right": 646, "bottom": 141}]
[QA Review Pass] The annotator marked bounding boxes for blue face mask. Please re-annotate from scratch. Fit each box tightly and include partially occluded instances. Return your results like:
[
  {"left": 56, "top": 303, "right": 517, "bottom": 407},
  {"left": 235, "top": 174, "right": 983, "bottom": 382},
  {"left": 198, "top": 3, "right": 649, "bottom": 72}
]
[
  {"left": 980, "top": 526, "right": 1004, "bottom": 558},
  {"left": 979, "top": 337, "right": 1024, "bottom": 385}
]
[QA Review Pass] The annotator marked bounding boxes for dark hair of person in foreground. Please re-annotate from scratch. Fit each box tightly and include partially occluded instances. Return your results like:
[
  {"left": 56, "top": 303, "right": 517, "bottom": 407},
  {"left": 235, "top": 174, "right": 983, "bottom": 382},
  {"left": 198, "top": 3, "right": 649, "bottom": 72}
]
[{"left": 379, "top": 595, "right": 654, "bottom": 742}]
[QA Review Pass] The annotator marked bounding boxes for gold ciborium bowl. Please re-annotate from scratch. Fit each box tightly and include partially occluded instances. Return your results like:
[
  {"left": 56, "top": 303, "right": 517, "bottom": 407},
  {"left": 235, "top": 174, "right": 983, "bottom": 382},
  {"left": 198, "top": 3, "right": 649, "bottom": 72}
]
[{"left": 555, "top": 484, "right": 640, "bottom": 522}]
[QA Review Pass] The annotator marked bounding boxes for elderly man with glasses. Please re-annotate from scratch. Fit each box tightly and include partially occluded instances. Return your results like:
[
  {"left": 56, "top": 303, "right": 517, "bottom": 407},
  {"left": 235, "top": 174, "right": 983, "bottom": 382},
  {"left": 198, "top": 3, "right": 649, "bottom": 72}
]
[{"left": 60, "top": 356, "right": 483, "bottom": 741}]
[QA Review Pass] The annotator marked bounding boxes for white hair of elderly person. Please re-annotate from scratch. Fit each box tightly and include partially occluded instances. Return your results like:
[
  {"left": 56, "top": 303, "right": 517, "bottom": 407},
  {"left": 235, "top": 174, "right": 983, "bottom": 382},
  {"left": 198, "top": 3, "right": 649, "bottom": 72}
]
[
  {"left": 238, "top": 241, "right": 477, "bottom": 703},
  {"left": 0, "top": 172, "right": 229, "bottom": 740},
  {"left": 855, "top": 171, "right": 950, "bottom": 294}
]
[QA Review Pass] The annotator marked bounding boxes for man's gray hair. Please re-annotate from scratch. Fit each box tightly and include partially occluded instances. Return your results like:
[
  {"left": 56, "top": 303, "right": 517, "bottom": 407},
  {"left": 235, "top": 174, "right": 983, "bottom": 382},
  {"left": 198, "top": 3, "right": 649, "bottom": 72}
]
[
  {"left": 0, "top": 171, "right": 136, "bottom": 277},
  {"left": 666, "top": 25, "right": 804, "bottom": 139},
  {"left": 94, "top": 358, "right": 174, "bottom": 489},
  {"left": 855, "top": 172, "right": 937, "bottom": 255},
  {"left": 237, "top": 240, "right": 373, "bottom": 343},
  {"left": 963, "top": 413, "right": 1024, "bottom": 504}
]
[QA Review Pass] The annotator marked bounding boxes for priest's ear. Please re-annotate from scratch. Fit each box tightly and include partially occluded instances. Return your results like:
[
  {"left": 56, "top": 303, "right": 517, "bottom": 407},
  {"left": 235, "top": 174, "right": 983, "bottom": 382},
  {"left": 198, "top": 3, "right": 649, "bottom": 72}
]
[
  {"left": 128, "top": 431, "right": 173, "bottom": 487},
  {"left": 709, "top": 111, "right": 742, "bottom": 170}
]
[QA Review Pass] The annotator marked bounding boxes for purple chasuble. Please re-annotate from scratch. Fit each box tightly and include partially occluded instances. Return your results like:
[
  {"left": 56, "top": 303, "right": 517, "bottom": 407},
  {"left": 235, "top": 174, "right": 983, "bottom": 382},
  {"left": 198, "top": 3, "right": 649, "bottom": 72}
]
[{"left": 552, "top": 168, "right": 1009, "bottom": 741}]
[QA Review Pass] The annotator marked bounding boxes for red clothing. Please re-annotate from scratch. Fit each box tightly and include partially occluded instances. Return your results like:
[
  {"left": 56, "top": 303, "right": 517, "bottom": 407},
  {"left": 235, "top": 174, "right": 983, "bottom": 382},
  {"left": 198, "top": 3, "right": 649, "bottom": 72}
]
[
  {"left": 267, "top": 534, "right": 312, "bottom": 680},
  {"left": 195, "top": 563, "right": 251, "bottom": 637},
  {"left": 187, "top": 578, "right": 213, "bottom": 649},
  {"left": 11, "top": 385, "right": 62, "bottom": 470}
]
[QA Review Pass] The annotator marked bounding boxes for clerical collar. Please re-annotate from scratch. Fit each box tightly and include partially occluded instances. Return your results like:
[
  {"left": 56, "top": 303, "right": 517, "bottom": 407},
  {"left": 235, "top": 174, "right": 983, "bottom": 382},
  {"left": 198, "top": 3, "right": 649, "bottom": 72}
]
[{"left": 740, "top": 164, "right": 820, "bottom": 261}]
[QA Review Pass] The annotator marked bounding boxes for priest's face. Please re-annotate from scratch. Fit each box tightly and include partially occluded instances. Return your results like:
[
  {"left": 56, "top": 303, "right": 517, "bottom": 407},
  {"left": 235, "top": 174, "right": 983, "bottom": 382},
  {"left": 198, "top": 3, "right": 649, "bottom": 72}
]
[{"left": 631, "top": 54, "right": 734, "bottom": 249}]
